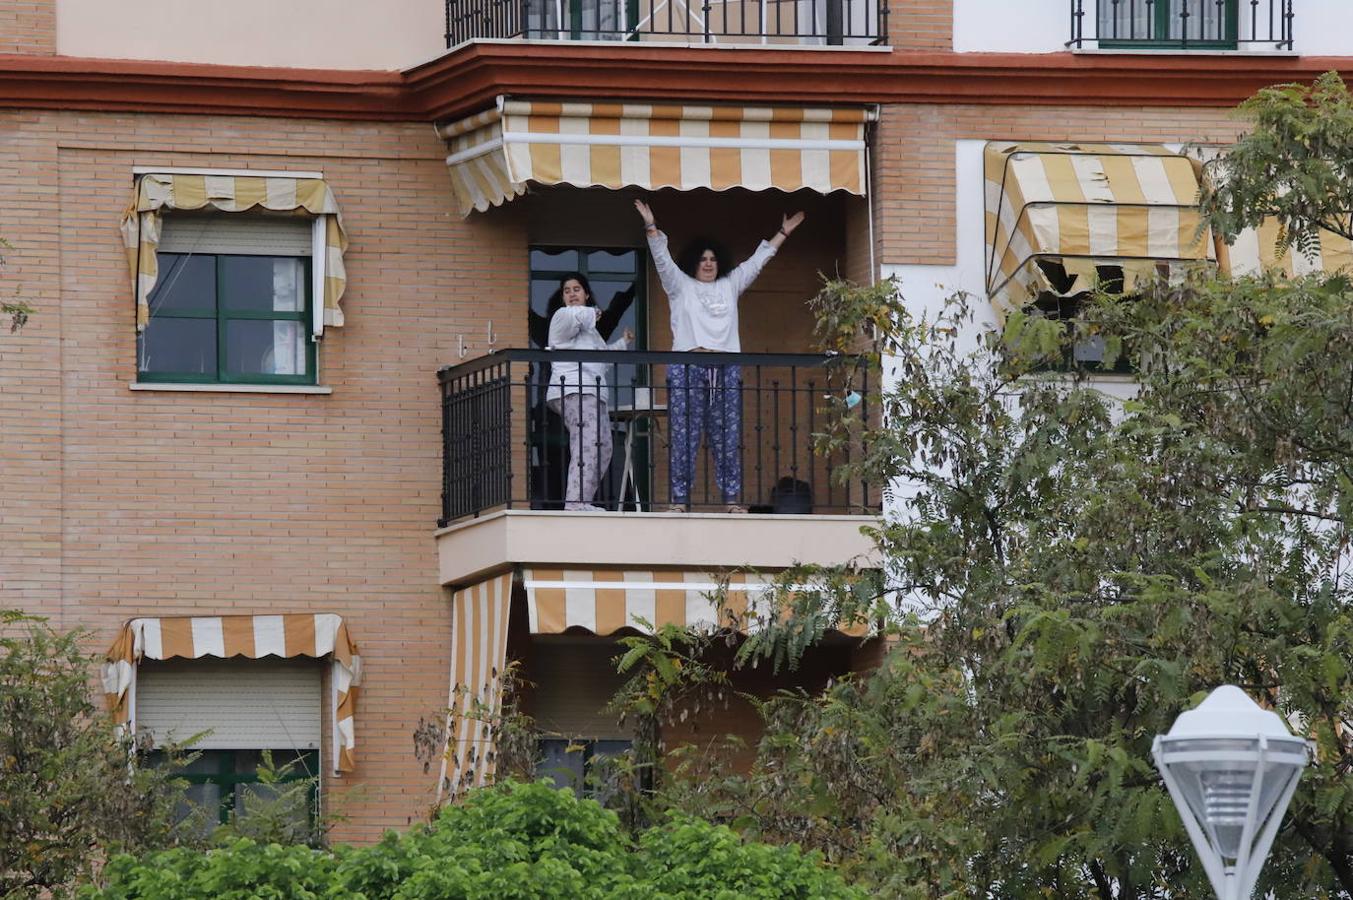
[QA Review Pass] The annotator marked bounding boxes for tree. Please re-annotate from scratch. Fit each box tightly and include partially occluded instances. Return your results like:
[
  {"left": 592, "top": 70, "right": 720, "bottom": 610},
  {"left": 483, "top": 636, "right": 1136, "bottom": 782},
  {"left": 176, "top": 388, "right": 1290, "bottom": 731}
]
[
  {"left": 641, "top": 78, "right": 1353, "bottom": 897},
  {"left": 0, "top": 611, "right": 187, "bottom": 897}
]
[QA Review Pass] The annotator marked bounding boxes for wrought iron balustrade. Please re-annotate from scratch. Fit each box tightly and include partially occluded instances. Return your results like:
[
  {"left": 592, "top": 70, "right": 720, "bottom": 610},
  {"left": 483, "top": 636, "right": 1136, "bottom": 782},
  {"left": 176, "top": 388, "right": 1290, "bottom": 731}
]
[
  {"left": 445, "top": 0, "right": 888, "bottom": 46},
  {"left": 1068, "top": 0, "right": 1292, "bottom": 49},
  {"left": 438, "top": 349, "right": 877, "bottom": 525}
]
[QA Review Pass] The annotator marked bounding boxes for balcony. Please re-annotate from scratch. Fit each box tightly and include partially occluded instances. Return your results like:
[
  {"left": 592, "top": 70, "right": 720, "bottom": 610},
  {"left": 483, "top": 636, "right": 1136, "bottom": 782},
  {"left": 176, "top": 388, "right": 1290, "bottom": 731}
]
[
  {"left": 434, "top": 349, "right": 879, "bottom": 586},
  {"left": 1068, "top": 0, "right": 1293, "bottom": 50},
  {"left": 445, "top": 0, "right": 888, "bottom": 47}
]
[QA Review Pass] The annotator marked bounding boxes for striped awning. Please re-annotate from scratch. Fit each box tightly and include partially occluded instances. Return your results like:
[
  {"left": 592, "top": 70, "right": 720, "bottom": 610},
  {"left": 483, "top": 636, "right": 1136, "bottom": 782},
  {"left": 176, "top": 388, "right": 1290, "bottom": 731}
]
[
  {"left": 439, "top": 97, "right": 874, "bottom": 217},
  {"left": 1219, "top": 221, "right": 1353, "bottom": 279},
  {"left": 119, "top": 173, "right": 349, "bottom": 336},
  {"left": 522, "top": 568, "right": 869, "bottom": 637},
  {"left": 438, "top": 572, "right": 513, "bottom": 802},
  {"left": 102, "top": 614, "right": 361, "bottom": 774},
  {"left": 984, "top": 142, "right": 1214, "bottom": 320}
]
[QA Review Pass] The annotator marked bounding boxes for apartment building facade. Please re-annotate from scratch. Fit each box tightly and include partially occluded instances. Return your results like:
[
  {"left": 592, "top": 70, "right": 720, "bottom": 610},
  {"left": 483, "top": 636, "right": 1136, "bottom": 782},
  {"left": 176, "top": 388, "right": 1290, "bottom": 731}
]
[{"left": 1, "top": 0, "right": 1349, "bottom": 842}]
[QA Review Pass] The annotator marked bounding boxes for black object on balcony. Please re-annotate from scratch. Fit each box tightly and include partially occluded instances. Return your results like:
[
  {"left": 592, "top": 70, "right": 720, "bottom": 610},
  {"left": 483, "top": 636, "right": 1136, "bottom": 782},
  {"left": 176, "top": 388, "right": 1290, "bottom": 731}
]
[
  {"left": 437, "top": 349, "right": 877, "bottom": 526},
  {"left": 446, "top": 0, "right": 888, "bottom": 47},
  {"left": 1068, "top": 0, "right": 1293, "bottom": 50}
]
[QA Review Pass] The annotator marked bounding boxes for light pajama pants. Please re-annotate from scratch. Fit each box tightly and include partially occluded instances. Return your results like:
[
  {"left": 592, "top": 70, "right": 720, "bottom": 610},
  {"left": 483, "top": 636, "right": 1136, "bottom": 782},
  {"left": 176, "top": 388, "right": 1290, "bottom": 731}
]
[{"left": 550, "top": 393, "right": 612, "bottom": 509}]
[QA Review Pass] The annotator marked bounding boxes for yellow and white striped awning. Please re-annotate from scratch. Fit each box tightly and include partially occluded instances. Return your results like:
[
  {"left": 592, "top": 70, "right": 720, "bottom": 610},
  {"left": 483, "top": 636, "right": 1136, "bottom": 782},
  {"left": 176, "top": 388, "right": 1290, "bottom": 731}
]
[
  {"left": 984, "top": 141, "right": 1214, "bottom": 319},
  {"left": 440, "top": 97, "right": 874, "bottom": 217},
  {"left": 119, "top": 173, "right": 349, "bottom": 336},
  {"left": 1218, "top": 221, "right": 1353, "bottom": 279},
  {"left": 439, "top": 572, "right": 513, "bottom": 802},
  {"left": 522, "top": 567, "right": 869, "bottom": 637},
  {"left": 102, "top": 613, "right": 362, "bottom": 774}
]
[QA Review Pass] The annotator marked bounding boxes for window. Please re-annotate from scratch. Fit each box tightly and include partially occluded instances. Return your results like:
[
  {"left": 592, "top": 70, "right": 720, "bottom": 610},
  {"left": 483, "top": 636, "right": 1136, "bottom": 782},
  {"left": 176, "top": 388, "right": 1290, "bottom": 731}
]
[
  {"left": 1021, "top": 261, "right": 1134, "bottom": 374},
  {"left": 1098, "top": 0, "right": 1237, "bottom": 49},
  {"left": 135, "top": 658, "right": 324, "bottom": 831},
  {"left": 524, "top": 0, "right": 638, "bottom": 39},
  {"left": 527, "top": 247, "right": 647, "bottom": 509},
  {"left": 538, "top": 738, "right": 636, "bottom": 800},
  {"left": 150, "top": 748, "right": 318, "bottom": 832},
  {"left": 138, "top": 214, "right": 316, "bottom": 385}
]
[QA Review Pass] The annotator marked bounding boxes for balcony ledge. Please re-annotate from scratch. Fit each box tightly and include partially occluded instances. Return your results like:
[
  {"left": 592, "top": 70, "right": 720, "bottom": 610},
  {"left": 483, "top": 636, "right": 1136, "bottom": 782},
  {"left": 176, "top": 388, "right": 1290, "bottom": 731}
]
[{"left": 435, "top": 508, "right": 880, "bottom": 587}]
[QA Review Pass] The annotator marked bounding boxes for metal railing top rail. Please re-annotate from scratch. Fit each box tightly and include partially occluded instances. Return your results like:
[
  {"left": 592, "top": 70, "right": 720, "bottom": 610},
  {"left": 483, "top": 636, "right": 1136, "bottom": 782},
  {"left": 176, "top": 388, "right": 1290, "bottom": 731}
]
[
  {"left": 445, "top": 0, "right": 889, "bottom": 47},
  {"left": 1068, "top": 0, "right": 1294, "bottom": 50},
  {"left": 438, "top": 348, "right": 857, "bottom": 381}
]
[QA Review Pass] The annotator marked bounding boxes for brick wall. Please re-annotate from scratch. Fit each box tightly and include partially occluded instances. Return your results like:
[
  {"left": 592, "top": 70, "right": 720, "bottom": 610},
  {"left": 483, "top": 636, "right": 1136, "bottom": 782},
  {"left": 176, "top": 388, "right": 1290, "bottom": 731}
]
[
  {"left": 0, "top": 108, "right": 524, "bottom": 842},
  {"left": 0, "top": 0, "right": 54, "bottom": 53},
  {"left": 888, "top": 0, "right": 952, "bottom": 50}
]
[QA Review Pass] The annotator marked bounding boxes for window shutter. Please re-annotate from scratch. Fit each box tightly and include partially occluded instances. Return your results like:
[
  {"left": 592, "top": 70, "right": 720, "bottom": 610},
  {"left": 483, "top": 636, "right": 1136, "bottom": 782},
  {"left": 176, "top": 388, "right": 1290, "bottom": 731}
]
[
  {"left": 159, "top": 214, "right": 314, "bottom": 257},
  {"left": 137, "top": 659, "right": 323, "bottom": 750},
  {"left": 527, "top": 641, "right": 633, "bottom": 740}
]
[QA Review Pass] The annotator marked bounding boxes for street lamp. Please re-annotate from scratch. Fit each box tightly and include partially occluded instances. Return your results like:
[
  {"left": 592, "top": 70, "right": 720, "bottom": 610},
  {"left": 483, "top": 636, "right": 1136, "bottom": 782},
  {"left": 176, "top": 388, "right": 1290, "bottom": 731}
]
[{"left": 1152, "top": 685, "right": 1312, "bottom": 900}]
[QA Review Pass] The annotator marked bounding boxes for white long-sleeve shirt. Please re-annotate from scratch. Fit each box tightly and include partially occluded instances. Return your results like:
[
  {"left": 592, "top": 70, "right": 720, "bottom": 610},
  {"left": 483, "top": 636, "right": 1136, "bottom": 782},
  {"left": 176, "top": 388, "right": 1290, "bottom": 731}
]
[
  {"left": 545, "top": 305, "right": 630, "bottom": 404},
  {"left": 647, "top": 230, "right": 777, "bottom": 352}
]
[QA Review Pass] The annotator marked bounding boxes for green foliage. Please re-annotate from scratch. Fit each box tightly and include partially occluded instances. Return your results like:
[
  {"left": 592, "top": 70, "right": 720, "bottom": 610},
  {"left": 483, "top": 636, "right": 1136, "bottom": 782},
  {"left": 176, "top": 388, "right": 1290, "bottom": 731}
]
[
  {"left": 0, "top": 612, "right": 188, "bottom": 898},
  {"left": 211, "top": 750, "right": 330, "bottom": 849},
  {"left": 677, "top": 271, "right": 1353, "bottom": 898},
  {"left": 1202, "top": 70, "right": 1353, "bottom": 251},
  {"left": 81, "top": 839, "right": 353, "bottom": 900},
  {"left": 0, "top": 236, "right": 32, "bottom": 332},
  {"left": 86, "top": 781, "right": 858, "bottom": 899}
]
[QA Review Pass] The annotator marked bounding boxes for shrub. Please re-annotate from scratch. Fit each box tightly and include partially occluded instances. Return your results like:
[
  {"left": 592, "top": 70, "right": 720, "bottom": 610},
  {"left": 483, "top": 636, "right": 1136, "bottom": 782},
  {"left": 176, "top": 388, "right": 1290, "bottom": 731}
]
[{"left": 86, "top": 781, "right": 860, "bottom": 899}]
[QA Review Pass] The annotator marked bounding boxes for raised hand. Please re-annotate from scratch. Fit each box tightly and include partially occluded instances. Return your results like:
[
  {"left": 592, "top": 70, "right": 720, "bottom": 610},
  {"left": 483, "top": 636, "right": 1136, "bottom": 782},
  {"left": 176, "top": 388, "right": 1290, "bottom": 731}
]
[
  {"left": 781, "top": 211, "right": 806, "bottom": 235},
  {"left": 634, "top": 199, "right": 656, "bottom": 229}
]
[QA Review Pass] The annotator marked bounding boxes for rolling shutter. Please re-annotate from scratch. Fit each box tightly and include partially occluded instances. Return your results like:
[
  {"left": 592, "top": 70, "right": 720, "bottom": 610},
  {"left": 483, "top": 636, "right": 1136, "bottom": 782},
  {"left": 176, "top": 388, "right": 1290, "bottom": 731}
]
[
  {"left": 528, "top": 640, "right": 633, "bottom": 740},
  {"left": 158, "top": 213, "right": 314, "bottom": 257},
  {"left": 137, "top": 658, "right": 323, "bottom": 750}
]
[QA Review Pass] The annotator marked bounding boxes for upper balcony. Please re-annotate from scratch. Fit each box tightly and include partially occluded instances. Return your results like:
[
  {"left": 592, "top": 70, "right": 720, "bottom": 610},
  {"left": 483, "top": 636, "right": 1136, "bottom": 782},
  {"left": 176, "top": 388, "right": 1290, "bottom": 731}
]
[
  {"left": 1069, "top": 0, "right": 1293, "bottom": 51},
  {"left": 445, "top": 0, "right": 889, "bottom": 47}
]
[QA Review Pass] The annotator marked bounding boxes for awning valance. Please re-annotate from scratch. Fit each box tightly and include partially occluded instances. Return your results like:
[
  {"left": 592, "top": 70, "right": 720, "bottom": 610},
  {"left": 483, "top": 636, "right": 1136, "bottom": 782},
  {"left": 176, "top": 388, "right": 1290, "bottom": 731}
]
[
  {"left": 984, "top": 142, "right": 1213, "bottom": 319},
  {"left": 440, "top": 97, "right": 874, "bottom": 217},
  {"left": 119, "top": 173, "right": 349, "bottom": 336},
  {"left": 102, "top": 613, "right": 362, "bottom": 774},
  {"left": 1218, "top": 220, "right": 1353, "bottom": 279},
  {"left": 439, "top": 572, "right": 513, "bottom": 802},
  {"left": 522, "top": 567, "right": 869, "bottom": 637}
]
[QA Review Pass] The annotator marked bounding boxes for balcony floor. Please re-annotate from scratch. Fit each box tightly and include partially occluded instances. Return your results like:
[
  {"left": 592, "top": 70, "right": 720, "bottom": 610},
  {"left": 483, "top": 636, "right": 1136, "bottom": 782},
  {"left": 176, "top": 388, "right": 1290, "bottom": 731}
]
[{"left": 435, "top": 508, "right": 879, "bottom": 587}]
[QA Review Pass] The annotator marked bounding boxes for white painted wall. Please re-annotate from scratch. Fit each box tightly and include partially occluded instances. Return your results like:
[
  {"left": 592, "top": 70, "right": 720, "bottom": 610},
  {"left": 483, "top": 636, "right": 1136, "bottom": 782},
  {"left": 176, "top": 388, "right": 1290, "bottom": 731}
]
[
  {"left": 955, "top": 0, "right": 1350, "bottom": 55},
  {"left": 1291, "top": 0, "right": 1353, "bottom": 56},
  {"left": 57, "top": 0, "right": 447, "bottom": 71},
  {"left": 953, "top": 0, "right": 1067, "bottom": 54}
]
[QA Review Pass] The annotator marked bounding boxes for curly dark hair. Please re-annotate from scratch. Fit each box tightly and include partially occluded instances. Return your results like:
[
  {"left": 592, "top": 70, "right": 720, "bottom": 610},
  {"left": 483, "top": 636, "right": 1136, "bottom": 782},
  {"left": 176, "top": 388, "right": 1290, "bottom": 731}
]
[
  {"left": 678, "top": 239, "right": 732, "bottom": 280},
  {"left": 543, "top": 271, "right": 597, "bottom": 321}
]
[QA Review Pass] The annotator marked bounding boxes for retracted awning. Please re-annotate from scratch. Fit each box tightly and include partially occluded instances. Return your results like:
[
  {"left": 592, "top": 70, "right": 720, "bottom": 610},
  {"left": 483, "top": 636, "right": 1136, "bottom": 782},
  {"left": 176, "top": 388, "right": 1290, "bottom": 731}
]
[
  {"left": 439, "top": 572, "right": 513, "bottom": 802},
  {"left": 1219, "top": 220, "right": 1353, "bottom": 279},
  {"left": 439, "top": 97, "right": 874, "bottom": 217},
  {"left": 102, "top": 614, "right": 361, "bottom": 774},
  {"left": 522, "top": 567, "right": 869, "bottom": 637},
  {"left": 984, "top": 141, "right": 1214, "bottom": 319},
  {"left": 119, "top": 173, "right": 349, "bottom": 336}
]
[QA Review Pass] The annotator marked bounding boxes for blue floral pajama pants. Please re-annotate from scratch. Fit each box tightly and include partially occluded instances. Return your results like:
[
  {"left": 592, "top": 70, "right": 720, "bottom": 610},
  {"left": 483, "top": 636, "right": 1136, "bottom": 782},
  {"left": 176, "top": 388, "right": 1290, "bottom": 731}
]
[{"left": 667, "top": 363, "right": 742, "bottom": 505}]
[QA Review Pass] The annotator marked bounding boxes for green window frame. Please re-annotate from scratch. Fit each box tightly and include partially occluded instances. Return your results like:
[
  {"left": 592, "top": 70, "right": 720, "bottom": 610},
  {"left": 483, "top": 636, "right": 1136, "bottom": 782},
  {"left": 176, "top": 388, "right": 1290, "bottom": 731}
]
[
  {"left": 150, "top": 748, "right": 319, "bottom": 829},
  {"left": 1098, "top": 0, "right": 1238, "bottom": 49},
  {"left": 137, "top": 252, "right": 317, "bottom": 386}
]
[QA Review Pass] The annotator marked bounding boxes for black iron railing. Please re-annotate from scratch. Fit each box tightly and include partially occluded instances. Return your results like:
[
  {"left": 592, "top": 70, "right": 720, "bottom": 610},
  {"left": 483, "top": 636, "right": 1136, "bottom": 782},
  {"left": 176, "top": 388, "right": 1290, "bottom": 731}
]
[
  {"left": 438, "top": 349, "right": 876, "bottom": 525},
  {"left": 1069, "top": 0, "right": 1292, "bottom": 49},
  {"left": 446, "top": 0, "right": 888, "bottom": 46}
]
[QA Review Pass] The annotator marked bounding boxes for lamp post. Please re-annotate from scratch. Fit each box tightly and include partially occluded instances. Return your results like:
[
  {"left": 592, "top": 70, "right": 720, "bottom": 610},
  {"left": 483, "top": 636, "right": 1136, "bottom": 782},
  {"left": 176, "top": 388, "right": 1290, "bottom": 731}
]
[{"left": 1152, "top": 685, "right": 1312, "bottom": 900}]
